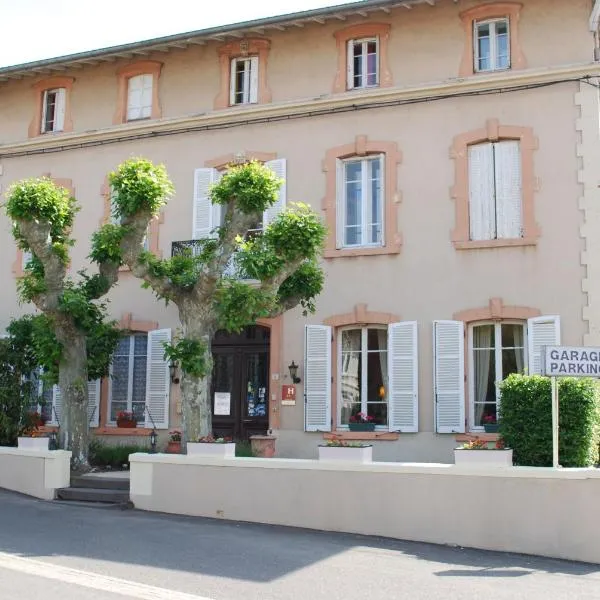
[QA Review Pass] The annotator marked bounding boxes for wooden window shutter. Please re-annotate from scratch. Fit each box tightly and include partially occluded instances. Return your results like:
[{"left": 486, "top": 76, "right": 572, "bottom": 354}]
[
  {"left": 192, "top": 168, "right": 220, "bottom": 240},
  {"left": 387, "top": 321, "right": 418, "bottom": 433},
  {"left": 144, "top": 329, "right": 171, "bottom": 429},
  {"left": 55, "top": 88, "right": 66, "bottom": 131},
  {"left": 87, "top": 379, "right": 100, "bottom": 428},
  {"left": 468, "top": 143, "right": 495, "bottom": 241},
  {"left": 249, "top": 56, "right": 259, "bottom": 103},
  {"left": 304, "top": 325, "right": 332, "bottom": 432},
  {"left": 433, "top": 320, "right": 465, "bottom": 433},
  {"left": 263, "top": 158, "right": 287, "bottom": 228},
  {"left": 494, "top": 140, "right": 522, "bottom": 239},
  {"left": 527, "top": 316, "right": 561, "bottom": 375}
]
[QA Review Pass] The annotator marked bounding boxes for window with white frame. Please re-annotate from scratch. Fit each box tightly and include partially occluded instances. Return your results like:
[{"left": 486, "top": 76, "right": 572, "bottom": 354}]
[
  {"left": 348, "top": 38, "right": 379, "bottom": 90},
  {"left": 337, "top": 155, "right": 383, "bottom": 248},
  {"left": 127, "top": 74, "right": 153, "bottom": 121},
  {"left": 27, "top": 369, "right": 53, "bottom": 424},
  {"left": 468, "top": 140, "right": 522, "bottom": 241},
  {"left": 109, "top": 333, "right": 148, "bottom": 424},
  {"left": 469, "top": 321, "right": 525, "bottom": 429},
  {"left": 230, "top": 57, "right": 258, "bottom": 105},
  {"left": 339, "top": 326, "right": 388, "bottom": 427},
  {"left": 41, "top": 88, "right": 66, "bottom": 133},
  {"left": 474, "top": 18, "right": 510, "bottom": 72}
]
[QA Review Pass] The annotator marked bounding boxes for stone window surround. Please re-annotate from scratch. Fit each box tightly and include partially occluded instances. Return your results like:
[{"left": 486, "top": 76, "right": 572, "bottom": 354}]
[
  {"left": 12, "top": 176, "right": 74, "bottom": 277},
  {"left": 332, "top": 22, "right": 393, "bottom": 94},
  {"left": 322, "top": 135, "right": 402, "bottom": 258},
  {"left": 100, "top": 178, "right": 163, "bottom": 272},
  {"left": 450, "top": 118, "right": 540, "bottom": 250},
  {"left": 113, "top": 60, "right": 163, "bottom": 125},
  {"left": 28, "top": 76, "right": 75, "bottom": 138},
  {"left": 214, "top": 39, "right": 272, "bottom": 110},
  {"left": 323, "top": 303, "right": 400, "bottom": 441},
  {"left": 459, "top": 2, "right": 526, "bottom": 78},
  {"left": 453, "top": 297, "right": 540, "bottom": 441},
  {"left": 205, "top": 150, "right": 277, "bottom": 171}
]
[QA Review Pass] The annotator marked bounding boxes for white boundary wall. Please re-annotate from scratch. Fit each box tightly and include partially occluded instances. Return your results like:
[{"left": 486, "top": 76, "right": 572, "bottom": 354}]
[
  {"left": 0, "top": 448, "right": 71, "bottom": 500},
  {"left": 130, "top": 454, "right": 600, "bottom": 565}
]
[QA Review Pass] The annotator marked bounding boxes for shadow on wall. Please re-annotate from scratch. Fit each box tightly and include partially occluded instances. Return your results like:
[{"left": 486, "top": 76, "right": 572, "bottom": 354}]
[{"left": 0, "top": 488, "right": 597, "bottom": 585}]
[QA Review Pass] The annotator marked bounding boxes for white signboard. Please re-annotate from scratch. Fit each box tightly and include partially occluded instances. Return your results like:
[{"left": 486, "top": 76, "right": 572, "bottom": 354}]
[
  {"left": 214, "top": 392, "right": 231, "bottom": 416},
  {"left": 543, "top": 346, "right": 600, "bottom": 377}
]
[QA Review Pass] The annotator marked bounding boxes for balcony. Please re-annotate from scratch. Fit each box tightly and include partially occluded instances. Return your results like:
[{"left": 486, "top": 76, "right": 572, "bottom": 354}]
[{"left": 171, "top": 239, "right": 202, "bottom": 257}]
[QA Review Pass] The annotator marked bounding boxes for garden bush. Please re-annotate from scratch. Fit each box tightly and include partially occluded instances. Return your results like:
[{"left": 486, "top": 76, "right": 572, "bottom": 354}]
[
  {"left": 499, "top": 374, "right": 600, "bottom": 467},
  {"left": 88, "top": 439, "right": 149, "bottom": 468}
]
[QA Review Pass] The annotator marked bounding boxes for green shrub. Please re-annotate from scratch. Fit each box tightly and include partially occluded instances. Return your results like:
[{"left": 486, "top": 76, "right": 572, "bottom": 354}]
[
  {"left": 88, "top": 439, "right": 149, "bottom": 468},
  {"left": 499, "top": 374, "right": 600, "bottom": 467},
  {"left": 235, "top": 440, "right": 255, "bottom": 457}
]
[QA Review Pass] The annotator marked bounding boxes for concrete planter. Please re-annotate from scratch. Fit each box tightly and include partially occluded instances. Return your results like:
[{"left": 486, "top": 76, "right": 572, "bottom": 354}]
[
  {"left": 187, "top": 442, "right": 236, "bottom": 458},
  {"left": 318, "top": 445, "right": 372, "bottom": 463},
  {"left": 250, "top": 435, "right": 276, "bottom": 457},
  {"left": 18, "top": 437, "right": 49, "bottom": 451},
  {"left": 454, "top": 448, "right": 513, "bottom": 467}
]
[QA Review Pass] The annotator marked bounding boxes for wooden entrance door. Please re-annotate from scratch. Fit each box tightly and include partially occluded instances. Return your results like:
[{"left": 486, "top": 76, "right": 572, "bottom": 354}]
[{"left": 211, "top": 326, "right": 270, "bottom": 440}]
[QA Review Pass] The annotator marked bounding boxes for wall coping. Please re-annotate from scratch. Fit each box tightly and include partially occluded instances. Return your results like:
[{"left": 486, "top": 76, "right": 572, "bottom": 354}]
[
  {"left": 128, "top": 454, "right": 600, "bottom": 480},
  {"left": 0, "top": 447, "right": 71, "bottom": 460}
]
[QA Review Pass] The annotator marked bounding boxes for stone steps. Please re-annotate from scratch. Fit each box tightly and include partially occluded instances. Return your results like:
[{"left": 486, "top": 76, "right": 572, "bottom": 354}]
[
  {"left": 70, "top": 475, "right": 129, "bottom": 491},
  {"left": 57, "top": 472, "right": 130, "bottom": 505}
]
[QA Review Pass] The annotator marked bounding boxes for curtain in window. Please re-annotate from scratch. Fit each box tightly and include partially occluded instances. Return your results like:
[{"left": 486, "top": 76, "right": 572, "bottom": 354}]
[
  {"left": 473, "top": 326, "right": 492, "bottom": 425},
  {"left": 377, "top": 329, "right": 388, "bottom": 400},
  {"left": 513, "top": 325, "right": 524, "bottom": 373}
]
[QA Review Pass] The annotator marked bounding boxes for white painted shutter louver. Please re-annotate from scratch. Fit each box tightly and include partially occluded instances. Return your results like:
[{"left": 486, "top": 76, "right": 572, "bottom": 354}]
[
  {"left": 145, "top": 329, "right": 171, "bottom": 429},
  {"left": 127, "top": 74, "right": 152, "bottom": 120},
  {"left": 495, "top": 140, "right": 522, "bottom": 239},
  {"left": 249, "top": 56, "right": 259, "bottom": 103},
  {"left": 346, "top": 40, "right": 355, "bottom": 89},
  {"left": 527, "top": 316, "right": 561, "bottom": 375},
  {"left": 468, "top": 143, "right": 495, "bottom": 241},
  {"left": 55, "top": 88, "right": 66, "bottom": 131},
  {"left": 335, "top": 160, "right": 345, "bottom": 249},
  {"left": 229, "top": 58, "right": 238, "bottom": 105},
  {"left": 193, "top": 168, "right": 220, "bottom": 240},
  {"left": 263, "top": 159, "right": 287, "bottom": 227},
  {"left": 304, "top": 325, "right": 331, "bottom": 432},
  {"left": 387, "top": 321, "right": 418, "bottom": 433},
  {"left": 87, "top": 379, "right": 100, "bottom": 428},
  {"left": 433, "top": 320, "right": 465, "bottom": 433},
  {"left": 49, "top": 385, "right": 62, "bottom": 426}
]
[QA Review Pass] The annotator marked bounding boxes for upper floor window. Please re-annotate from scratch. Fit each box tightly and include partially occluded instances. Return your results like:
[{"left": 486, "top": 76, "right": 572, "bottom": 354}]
[
  {"left": 41, "top": 88, "right": 66, "bottom": 133},
  {"left": 337, "top": 155, "right": 383, "bottom": 248},
  {"left": 348, "top": 38, "right": 378, "bottom": 90},
  {"left": 468, "top": 140, "right": 522, "bottom": 241},
  {"left": 230, "top": 57, "right": 258, "bottom": 105},
  {"left": 474, "top": 18, "right": 509, "bottom": 72},
  {"left": 127, "top": 74, "right": 153, "bottom": 121}
]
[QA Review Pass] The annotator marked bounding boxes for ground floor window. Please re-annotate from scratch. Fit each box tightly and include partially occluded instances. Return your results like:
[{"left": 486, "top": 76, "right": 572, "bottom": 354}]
[
  {"left": 27, "top": 369, "right": 53, "bottom": 423},
  {"left": 469, "top": 321, "right": 525, "bottom": 429},
  {"left": 109, "top": 333, "right": 148, "bottom": 424},
  {"left": 339, "top": 326, "right": 388, "bottom": 426}
]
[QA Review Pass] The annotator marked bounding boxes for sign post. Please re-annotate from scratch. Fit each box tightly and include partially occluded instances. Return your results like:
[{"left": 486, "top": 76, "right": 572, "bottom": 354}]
[{"left": 542, "top": 345, "right": 600, "bottom": 469}]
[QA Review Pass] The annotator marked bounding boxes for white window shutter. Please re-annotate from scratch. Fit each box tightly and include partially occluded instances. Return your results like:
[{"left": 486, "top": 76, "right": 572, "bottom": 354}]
[
  {"left": 263, "top": 158, "right": 287, "bottom": 227},
  {"left": 41, "top": 90, "right": 49, "bottom": 133},
  {"left": 193, "top": 168, "right": 220, "bottom": 239},
  {"left": 527, "top": 316, "right": 561, "bottom": 375},
  {"left": 87, "top": 379, "right": 100, "bottom": 428},
  {"left": 140, "top": 74, "right": 153, "bottom": 119},
  {"left": 49, "top": 385, "right": 62, "bottom": 426},
  {"left": 494, "top": 140, "right": 522, "bottom": 239},
  {"left": 127, "top": 76, "right": 142, "bottom": 120},
  {"left": 249, "top": 56, "right": 259, "bottom": 103},
  {"left": 346, "top": 40, "right": 354, "bottom": 89},
  {"left": 145, "top": 329, "right": 171, "bottom": 429},
  {"left": 433, "top": 320, "right": 465, "bottom": 433},
  {"left": 468, "top": 143, "right": 495, "bottom": 241},
  {"left": 55, "top": 88, "right": 66, "bottom": 131},
  {"left": 304, "top": 325, "right": 331, "bottom": 432},
  {"left": 387, "top": 321, "right": 418, "bottom": 433},
  {"left": 335, "top": 160, "right": 344, "bottom": 249},
  {"left": 229, "top": 58, "right": 238, "bottom": 105}
]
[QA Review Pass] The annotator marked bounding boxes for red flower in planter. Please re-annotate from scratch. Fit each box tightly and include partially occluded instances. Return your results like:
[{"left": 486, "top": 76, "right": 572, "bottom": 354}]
[{"left": 349, "top": 412, "right": 375, "bottom": 424}]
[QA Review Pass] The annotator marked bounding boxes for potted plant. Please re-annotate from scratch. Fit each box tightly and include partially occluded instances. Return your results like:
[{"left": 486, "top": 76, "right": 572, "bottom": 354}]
[
  {"left": 483, "top": 414, "right": 499, "bottom": 433},
  {"left": 187, "top": 434, "right": 236, "bottom": 458},
  {"left": 166, "top": 430, "right": 182, "bottom": 454},
  {"left": 348, "top": 412, "right": 375, "bottom": 432},
  {"left": 18, "top": 411, "right": 49, "bottom": 451},
  {"left": 454, "top": 437, "right": 513, "bottom": 467},
  {"left": 318, "top": 439, "right": 373, "bottom": 463},
  {"left": 116, "top": 410, "right": 137, "bottom": 428}
]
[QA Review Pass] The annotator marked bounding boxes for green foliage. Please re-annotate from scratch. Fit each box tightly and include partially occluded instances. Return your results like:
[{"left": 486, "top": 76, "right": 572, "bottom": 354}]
[
  {"left": 109, "top": 158, "right": 173, "bottom": 219},
  {"left": 215, "top": 281, "right": 276, "bottom": 332},
  {"left": 6, "top": 177, "right": 76, "bottom": 260},
  {"left": 262, "top": 203, "right": 327, "bottom": 263},
  {"left": 89, "top": 224, "right": 126, "bottom": 265},
  {"left": 211, "top": 161, "right": 281, "bottom": 214},
  {"left": 163, "top": 338, "right": 209, "bottom": 378},
  {"left": 88, "top": 439, "right": 149, "bottom": 468},
  {"left": 277, "top": 259, "right": 324, "bottom": 315},
  {"left": 499, "top": 374, "right": 600, "bottom": 467},
  {"left": 235, "top": 440, "right": 255, "bottom": 457}
]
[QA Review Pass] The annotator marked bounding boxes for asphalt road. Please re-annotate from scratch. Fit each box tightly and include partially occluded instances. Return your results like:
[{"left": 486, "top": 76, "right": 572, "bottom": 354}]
[{"left": 0, "top": 488, "right": 598, "bottom": 600}]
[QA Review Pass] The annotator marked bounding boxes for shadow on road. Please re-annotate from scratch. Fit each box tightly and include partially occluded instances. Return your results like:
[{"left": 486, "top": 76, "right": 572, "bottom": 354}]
[{"left": 0, "top": 488, "right": 597, "bottom": 584}]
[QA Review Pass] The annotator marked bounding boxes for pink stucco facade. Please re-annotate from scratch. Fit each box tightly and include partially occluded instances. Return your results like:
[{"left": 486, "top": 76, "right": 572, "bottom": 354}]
[{"left": 1, "top": 0, "right": 599, "bottom": 461}]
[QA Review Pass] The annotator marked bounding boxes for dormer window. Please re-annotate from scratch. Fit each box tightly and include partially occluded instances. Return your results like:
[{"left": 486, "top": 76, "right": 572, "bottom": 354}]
[
  {"left": 348, "top": 38, "right": 379, "bottom": 89},
  {"left": 127, "top": 74, "right": 154, "bottom": 121},
  {"left": 41, "top": 88, "right": 66, "bottom": 133},
  {"left": 474, "top": 18, "right": 510, "bottom": 72},
  {"left": 230, "top": 57, "right": 258, "bottom": 105}
]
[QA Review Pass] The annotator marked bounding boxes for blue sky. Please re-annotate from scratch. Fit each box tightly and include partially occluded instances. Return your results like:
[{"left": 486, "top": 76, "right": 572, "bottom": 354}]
[{"left": 0, "top": 0, "right": 352, "bottom": 68}]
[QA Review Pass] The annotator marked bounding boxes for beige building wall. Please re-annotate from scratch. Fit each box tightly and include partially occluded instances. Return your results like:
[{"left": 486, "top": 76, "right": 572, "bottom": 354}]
[{"left": 0, "top": 0, "right": 597, "bottom": 460}]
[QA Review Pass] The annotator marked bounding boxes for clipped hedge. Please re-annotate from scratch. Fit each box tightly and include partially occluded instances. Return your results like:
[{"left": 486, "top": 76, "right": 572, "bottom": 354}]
[
  {"left": 499, "top": 374, "right": 600, "bottom": 467},
  {"left": 89, "top": 439, "right": 149, "bottom": 469}
]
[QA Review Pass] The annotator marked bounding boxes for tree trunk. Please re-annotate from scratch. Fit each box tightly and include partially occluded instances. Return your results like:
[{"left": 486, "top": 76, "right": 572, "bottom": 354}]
[{"left": 56, "top": 331, "right": 89, "bottom": 471}]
